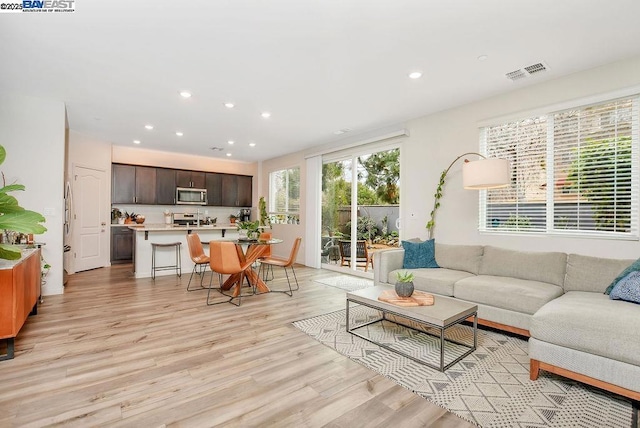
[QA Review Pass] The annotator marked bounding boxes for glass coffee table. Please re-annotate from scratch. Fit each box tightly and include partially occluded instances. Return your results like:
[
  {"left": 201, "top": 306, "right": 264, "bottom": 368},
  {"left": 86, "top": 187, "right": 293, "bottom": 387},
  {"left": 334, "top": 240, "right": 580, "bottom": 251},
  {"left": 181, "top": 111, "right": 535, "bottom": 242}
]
[{"left": 346, "top": 285, "right": 478, "bottom": 372}]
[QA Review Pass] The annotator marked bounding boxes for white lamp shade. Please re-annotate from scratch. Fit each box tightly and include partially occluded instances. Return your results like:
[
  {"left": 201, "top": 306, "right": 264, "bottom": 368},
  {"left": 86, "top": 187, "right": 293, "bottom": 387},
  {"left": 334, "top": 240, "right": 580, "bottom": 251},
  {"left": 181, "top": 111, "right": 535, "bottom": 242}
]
[{"left": 462, "top": 158, "right": 510, "bottom": 189}]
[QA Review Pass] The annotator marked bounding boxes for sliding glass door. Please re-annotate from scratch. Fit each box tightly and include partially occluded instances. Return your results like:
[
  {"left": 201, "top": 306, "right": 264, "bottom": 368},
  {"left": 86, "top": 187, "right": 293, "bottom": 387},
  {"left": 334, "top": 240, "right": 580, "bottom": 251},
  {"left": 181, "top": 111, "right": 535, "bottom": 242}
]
[{"left": 321, "top": 147, "right": 400, "bottom": 277}]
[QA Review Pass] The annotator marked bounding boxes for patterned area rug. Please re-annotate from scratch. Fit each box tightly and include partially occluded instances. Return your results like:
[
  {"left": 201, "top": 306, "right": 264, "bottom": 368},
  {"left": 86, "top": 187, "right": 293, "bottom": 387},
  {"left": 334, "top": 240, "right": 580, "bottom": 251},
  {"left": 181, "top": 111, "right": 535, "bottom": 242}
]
[
  {"left": 293, "top": 306, "right": 634, "bottom": 427},
  {"left": 313, "top": 275, "right": 374, "bottom": 292}
]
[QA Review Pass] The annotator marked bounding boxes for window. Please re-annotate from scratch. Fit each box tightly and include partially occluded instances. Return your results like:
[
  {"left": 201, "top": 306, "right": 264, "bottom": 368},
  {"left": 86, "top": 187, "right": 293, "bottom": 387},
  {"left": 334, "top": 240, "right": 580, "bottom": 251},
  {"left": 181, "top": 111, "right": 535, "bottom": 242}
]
[
  {"left": 269, "top": 167, "right": 300, "bottom": 214},
  {"left": 480, "top": 95, "right": 639, "bottom": 238}
]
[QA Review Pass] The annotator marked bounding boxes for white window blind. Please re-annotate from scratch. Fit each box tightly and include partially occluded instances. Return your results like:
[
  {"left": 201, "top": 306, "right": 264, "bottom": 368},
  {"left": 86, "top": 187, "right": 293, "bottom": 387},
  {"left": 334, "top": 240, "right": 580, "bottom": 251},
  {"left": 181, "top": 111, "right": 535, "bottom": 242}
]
[
  {"left": 269, "top": 167, "right": 300, "bottom": 213},
  {"left": 480, "top": 95, "right": 639, "bottom": 238}
]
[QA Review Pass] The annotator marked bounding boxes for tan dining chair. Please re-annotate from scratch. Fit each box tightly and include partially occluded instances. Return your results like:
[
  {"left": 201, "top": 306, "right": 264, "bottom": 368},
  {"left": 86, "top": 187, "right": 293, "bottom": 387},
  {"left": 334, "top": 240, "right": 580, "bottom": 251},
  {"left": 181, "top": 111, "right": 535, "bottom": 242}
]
[
  {"left": 258, "top": 237, "right": 302, "bottom": 297},
  {"left": 207, "top": 241, "right": 255, "bottom": 306},
  {"left": 257, "top": 231, "right": 273, "bottom": 280},
  {"left": 186, "top": 233, "right": 210, "bottom": 291}
]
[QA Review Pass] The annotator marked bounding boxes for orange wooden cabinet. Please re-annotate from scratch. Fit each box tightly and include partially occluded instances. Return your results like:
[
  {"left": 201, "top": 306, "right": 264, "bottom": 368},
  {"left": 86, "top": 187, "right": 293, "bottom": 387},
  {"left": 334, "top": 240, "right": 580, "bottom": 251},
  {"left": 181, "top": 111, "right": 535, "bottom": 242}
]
[{"left": 0, "top": 248, "right": 41, "bottom": 360}]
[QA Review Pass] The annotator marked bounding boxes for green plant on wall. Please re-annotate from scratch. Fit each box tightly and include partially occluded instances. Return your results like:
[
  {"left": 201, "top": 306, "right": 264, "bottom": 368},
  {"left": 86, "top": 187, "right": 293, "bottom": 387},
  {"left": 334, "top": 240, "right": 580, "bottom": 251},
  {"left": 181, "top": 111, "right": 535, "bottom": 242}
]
[{"left": 0, "top": 145, "right": 48, "bottom": 260}]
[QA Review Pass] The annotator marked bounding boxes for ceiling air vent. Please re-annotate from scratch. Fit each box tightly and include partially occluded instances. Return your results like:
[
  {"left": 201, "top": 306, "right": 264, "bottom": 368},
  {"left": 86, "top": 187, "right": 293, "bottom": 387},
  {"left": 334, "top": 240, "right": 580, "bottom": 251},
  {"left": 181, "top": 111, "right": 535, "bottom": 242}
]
[
  {"left": 505, "top": 61, "right": 549, "bottom": 81},
  {"left": 209, "top": 146, "right": 224, "bottom": 151}
]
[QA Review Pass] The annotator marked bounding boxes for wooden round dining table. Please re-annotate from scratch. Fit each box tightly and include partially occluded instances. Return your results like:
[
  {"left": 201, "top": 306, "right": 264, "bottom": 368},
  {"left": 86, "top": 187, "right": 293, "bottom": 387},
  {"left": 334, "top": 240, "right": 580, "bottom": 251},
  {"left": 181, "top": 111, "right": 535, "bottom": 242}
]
[{"left": 213, "top": 238, "right": 283, "bottom": 297}]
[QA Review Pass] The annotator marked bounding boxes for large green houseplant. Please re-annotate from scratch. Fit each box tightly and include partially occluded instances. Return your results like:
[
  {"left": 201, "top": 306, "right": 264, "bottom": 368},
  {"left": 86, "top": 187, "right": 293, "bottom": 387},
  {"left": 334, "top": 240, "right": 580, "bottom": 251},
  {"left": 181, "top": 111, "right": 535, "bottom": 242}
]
[{"left": 0, "top": 145, "right": 47, "bottom": 260}]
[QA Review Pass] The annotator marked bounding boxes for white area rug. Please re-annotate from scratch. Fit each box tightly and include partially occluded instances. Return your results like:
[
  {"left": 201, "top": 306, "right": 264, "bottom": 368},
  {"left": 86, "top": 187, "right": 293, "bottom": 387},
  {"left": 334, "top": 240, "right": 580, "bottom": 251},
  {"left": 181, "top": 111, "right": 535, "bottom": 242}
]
[
  {"left": 293, "top": 305, "right": 634, "bottom": 427},
  {"left": 314, "top": 275, "right": 374, "bottom": 292}
]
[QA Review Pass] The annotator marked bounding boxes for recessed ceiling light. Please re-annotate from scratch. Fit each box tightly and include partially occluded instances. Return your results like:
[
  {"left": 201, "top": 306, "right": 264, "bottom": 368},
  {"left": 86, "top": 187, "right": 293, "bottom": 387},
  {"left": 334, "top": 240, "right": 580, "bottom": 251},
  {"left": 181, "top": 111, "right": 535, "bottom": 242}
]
[
  {"left": 249, "top": 143, "right": 256, "bottom": 147},
  {"left": 224, "top": 102, "right": 235, "bottom": 109},
  {"left": 261, "top": 112, "right": 271, "bottom": 118},
  {"left": 408, "top": 71, "right": 423, "bottom": 79},
  {"left": 175, "top": 131, "right": 183, "bottom": 137},
  {"left": 144, "top": 124, "right": 154, "bottom": 130},
  {"left": 226, "top": 153, "right": 232, "bottom": 157},
  {"left": 227, "top": 140, "right": 234, "bottom": 145},
  {"left": 477, "top": 54, "right": 488, "bottom": 61},
  {"left": 133, "top": 140, "right": 141, "bottom": 144},
  {"left": 179, "top": 91, "right": 192, "bottom": 98},
  {"left": 333, "top": 128, "right": 352, "bottom": 135}
]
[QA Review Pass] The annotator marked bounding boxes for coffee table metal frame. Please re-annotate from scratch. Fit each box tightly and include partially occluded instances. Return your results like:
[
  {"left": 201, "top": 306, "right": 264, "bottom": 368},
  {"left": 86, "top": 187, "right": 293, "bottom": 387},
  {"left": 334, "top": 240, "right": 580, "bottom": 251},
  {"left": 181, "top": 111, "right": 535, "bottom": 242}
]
[{"left": 346, "top": 294, "right": 477, "bottom": 372}]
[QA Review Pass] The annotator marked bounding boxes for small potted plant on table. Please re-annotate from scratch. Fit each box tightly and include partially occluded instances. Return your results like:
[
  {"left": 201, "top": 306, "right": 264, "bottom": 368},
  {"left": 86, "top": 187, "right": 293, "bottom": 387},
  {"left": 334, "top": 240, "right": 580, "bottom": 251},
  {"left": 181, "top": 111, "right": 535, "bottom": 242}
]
[{"left": 395, "top": 271, "right": 415, "bottom": 297}]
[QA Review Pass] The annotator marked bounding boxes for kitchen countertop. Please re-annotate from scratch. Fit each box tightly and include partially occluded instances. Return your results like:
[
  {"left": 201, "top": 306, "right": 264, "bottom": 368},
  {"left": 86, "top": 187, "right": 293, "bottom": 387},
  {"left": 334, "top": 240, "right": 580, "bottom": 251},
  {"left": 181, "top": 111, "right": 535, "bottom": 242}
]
[{"left": 126, "top": 223, "right": 238, "bottom": 231}]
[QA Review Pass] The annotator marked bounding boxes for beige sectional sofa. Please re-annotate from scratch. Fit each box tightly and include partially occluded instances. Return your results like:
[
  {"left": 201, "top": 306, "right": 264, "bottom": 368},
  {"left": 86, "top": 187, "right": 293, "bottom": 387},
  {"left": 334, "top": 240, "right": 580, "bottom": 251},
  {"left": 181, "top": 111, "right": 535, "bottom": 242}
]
[{"left": 374, "top": 243, "right": 640, "bottom": 405}]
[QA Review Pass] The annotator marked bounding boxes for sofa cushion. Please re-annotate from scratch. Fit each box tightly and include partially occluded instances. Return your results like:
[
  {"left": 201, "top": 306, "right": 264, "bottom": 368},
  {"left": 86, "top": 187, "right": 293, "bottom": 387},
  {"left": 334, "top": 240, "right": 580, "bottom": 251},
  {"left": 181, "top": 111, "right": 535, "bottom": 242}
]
[
  {"left": 530, "top": 291, "right": 640, "bottom": 366},
  {"left": 609, "top": 271, "right": 640, "bottom": 304},
  {"left": 605, "top": 257, "right": 640, "bottom": 295},
  {"left": 389, "top": 268, "right": 473, "bottom": 297},
  {"left": 454, "top": 275, "right": 564, "bottom": 315},
  {"left": 401, "top": 239, "right": 439, "bottom": 269},
  {"left": 479, "top": 246, "right": 566, "bottom": 287},
  {"left": 564, "top": 253, "right": 636, "bottom": 293},
  {"left": 434, "top": 243, "right": 484, "bottom": 275}
]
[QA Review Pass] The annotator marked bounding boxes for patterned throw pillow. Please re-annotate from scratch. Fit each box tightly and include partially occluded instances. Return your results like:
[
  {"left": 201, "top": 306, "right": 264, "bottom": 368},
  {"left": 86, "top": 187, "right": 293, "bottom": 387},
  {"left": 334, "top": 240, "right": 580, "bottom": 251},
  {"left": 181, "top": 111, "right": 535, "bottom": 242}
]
[
  {"left": 401, "top": 239, "right": 439, "bottom": 269},
  {"left": 604, "top": 257, "right": 640, "bottom": 295},
  {"left": 609, "top": 271, "right": 640, "bottom": 304}
]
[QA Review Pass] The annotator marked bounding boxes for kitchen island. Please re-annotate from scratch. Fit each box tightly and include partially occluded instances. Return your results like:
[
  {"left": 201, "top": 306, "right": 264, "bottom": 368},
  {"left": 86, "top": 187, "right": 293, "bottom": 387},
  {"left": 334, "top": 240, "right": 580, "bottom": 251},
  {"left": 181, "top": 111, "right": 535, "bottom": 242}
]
[{"left": 128, "top": 224, "right": 239, "bottom": 279}]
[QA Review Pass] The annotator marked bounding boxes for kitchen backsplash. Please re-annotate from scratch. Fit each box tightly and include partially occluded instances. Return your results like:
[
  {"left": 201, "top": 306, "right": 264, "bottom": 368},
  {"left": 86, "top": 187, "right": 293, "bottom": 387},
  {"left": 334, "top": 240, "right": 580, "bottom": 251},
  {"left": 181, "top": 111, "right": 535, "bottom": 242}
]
[{"left": 114, "top": 204, "right": 253, "bottom": 224}]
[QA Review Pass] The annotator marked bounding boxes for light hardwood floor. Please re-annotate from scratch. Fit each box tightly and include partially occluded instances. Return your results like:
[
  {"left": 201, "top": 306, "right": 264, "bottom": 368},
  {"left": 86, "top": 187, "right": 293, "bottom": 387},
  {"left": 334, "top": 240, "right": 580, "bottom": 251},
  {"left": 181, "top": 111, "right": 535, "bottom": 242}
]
[{"left": 0, "top": 264, "right": 473, "bottom": 427}]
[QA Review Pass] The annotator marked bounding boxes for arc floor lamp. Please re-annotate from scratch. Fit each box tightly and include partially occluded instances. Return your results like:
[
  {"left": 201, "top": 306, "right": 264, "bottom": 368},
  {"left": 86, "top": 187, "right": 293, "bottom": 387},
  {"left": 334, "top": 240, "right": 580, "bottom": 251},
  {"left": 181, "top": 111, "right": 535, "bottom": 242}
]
[{"left": 427, "top": 152, "right": 510, "bottom": 239}]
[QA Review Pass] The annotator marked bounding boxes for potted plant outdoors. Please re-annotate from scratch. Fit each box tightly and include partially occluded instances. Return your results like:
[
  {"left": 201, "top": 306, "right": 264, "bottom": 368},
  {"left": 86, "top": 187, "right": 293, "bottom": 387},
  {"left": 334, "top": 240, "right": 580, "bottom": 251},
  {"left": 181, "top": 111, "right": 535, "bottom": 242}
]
[
  {"left": 0, "top": 145, "right": 48, "bottom": 260},
  {"left": 237, "top": 220, "right": 260, "bottom": 240},
  {"left": 395, "top": 271, "right": 415, "bottom": 298}
]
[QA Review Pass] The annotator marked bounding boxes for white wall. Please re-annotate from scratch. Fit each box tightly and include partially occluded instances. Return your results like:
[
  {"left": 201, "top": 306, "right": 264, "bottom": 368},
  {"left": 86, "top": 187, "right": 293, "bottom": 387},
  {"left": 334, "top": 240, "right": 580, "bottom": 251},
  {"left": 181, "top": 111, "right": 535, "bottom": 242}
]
[
  {"left": 401, "top": 56, "right": 640, "bottom": 259},
  {"left": 264, "top": 56, "right": 640, "bottom": 263},
  {"left": 0, "top": 94, "right": 66, "bottom": 295},
  {"left": 67, "top": 130, "right": 113, "bottom": 274}
]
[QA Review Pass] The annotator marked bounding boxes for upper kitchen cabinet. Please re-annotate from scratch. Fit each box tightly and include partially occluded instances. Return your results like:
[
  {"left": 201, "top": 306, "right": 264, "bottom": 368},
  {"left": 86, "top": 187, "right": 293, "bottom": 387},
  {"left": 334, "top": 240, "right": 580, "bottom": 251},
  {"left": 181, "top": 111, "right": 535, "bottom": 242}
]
[
  {"left": 221, "top": 174, "right": 252, "bottom": 207},
  {"left": 112, "top": 164, "right": 136, "bottom": 204},
  {"left": 205, "top": 173, "right": 223, "bottom": 206},
  {"left": 176, "top": 170, "right": 205, "bottom": 188},
  {"left": 156, "top": 168, "right": 176, "bottom": 205},
  {"left": 134, "top": 166, "right": 156, "bottom": 204},
  {"left": 112, "top": 163, "right": 156, "bottom": 204},
  {"left": 237, "top": 175, "right": 252, "bottom": 207}
]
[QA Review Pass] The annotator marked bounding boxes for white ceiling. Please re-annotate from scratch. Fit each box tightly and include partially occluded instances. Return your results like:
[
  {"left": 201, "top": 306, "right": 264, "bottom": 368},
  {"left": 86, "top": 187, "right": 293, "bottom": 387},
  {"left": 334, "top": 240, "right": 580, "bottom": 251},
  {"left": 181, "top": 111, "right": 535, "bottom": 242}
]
[{"left": 2, "top": 0, "right": 640, "bottom": 163}]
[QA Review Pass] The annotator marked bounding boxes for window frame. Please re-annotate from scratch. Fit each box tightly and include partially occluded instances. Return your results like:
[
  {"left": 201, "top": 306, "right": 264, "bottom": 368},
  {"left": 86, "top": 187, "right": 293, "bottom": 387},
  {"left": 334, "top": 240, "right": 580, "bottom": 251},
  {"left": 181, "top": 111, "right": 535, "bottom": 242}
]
[
  {"left": 479, "top": 94, "right": 639, "bottom": 240},
  {"left": 268, "top": 166, "right": 301, "bottom": 215}
]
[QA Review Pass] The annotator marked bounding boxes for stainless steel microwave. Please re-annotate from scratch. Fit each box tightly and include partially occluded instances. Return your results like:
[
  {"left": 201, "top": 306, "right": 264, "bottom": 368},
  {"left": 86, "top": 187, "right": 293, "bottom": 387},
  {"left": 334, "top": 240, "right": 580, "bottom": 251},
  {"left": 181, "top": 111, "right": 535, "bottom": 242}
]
[{"left": 176, "top": 187, "right": 207, "bottom": 205}]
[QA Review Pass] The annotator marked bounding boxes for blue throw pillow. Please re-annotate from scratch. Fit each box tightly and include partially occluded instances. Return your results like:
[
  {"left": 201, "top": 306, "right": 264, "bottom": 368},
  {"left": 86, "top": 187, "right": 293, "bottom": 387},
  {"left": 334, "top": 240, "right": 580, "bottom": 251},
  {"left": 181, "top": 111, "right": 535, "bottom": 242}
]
[
  {"left": 609, "top": 271, "right": 640, "bottom": 304},
  {"left": 402, "top": 239, "right": 439, "bottom": 269},
  {"left": 605, "top": 257, "right": 640, "bottom": 295}
]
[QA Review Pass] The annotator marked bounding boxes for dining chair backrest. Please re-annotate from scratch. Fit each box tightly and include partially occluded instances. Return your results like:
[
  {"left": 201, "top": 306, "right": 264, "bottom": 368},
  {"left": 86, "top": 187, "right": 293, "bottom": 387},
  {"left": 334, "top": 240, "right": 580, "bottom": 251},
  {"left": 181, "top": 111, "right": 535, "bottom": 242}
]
[
  {"left": 209, "top": 241, "right": 244, "bottom": 275},
  {"left": 283, "top": 237, "right": 302, "bottom": 267},
  {"left": 186, "top": 233, "right": 208, "bottom": 263},
  {"left": 259, "top": 232, "right": 272, "bottom": 258}
]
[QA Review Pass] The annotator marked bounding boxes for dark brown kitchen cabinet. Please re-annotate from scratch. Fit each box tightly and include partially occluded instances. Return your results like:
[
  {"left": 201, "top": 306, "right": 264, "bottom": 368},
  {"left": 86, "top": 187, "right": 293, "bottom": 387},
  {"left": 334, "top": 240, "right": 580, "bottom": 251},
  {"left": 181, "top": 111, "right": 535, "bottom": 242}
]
[
  {"left": 237, "top": 175, "right": 252, "bottom": 207},
  {"left": 135, "top": 166, "right": 156, "bottom": 204},
  {"left": 111, "top": 226, "right": 133, "bottom": 263},
  {"left": 205, "top": 173, "right": 223, "bottom": 206},
  {"left": 156, "top": 168, "right": 176, "bottom": 205},
  {"left": 112, "top": 164, "right": 136, "bottom": 204},
  {"left": 221, "top": 174, "right": 252, "bottom": 207},
  {"left": 176, "top": 171, "right": 205, "bottom": 188},
  {"left": 221, "top": 174, "right": 238, "bottom": 207}
]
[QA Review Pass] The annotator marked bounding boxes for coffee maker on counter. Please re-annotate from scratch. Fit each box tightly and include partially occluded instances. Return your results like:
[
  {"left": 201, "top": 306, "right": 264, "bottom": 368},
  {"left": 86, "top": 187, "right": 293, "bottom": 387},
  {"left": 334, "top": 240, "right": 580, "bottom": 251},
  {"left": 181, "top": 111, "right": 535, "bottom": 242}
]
[{"left": 239, "top": 208, "right": 251, "bottom": 222}]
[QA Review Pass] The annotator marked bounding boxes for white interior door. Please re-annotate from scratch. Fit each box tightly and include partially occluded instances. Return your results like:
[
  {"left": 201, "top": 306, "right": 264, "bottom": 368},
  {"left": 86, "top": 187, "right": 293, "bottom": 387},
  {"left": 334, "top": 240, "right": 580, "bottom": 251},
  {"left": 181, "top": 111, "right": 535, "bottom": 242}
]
[{"left": 74, "top": 165, "right": 108, "bottom": 272}]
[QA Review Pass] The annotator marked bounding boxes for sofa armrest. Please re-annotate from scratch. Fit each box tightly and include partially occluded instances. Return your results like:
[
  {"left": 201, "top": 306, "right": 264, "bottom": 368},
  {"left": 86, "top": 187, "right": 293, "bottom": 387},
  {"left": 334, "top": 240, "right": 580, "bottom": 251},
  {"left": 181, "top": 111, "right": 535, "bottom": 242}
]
[{"left": 374, "top": 249, "right": 404, "bottom": 286}]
